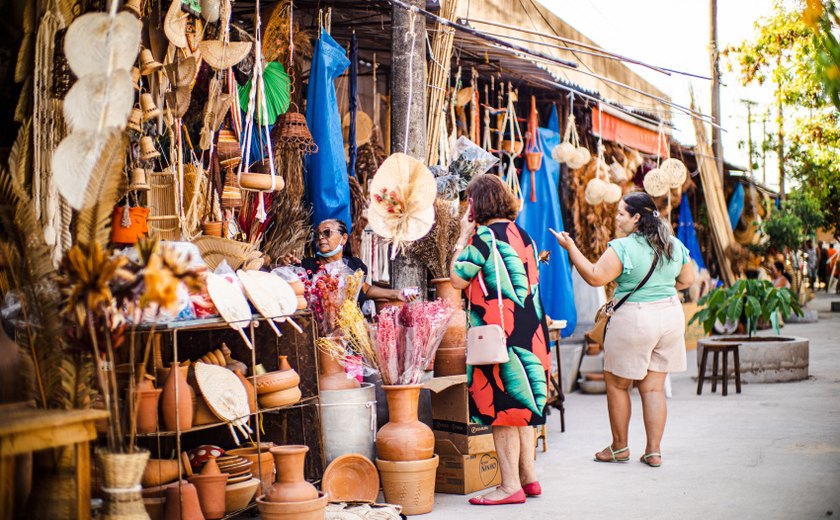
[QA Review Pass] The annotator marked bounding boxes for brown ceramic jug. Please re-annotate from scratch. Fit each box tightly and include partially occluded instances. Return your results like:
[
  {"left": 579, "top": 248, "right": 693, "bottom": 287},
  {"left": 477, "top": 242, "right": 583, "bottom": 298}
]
[
  {"left": 432, "top": 278, "right": 467, "bottom": 377},
  {"left": 318, "top": 347, "right": 360, "bottom": 391},
  {"left": 277, "top": 355, "right": 292, "bottom": 372},
  {"left": 375, "top": 384, "right": 435, "bottom": 461},
  {"left": 265, "top": 445, "right": 318, "bottom": 503},
  {"left": 135, "top": 388, "right": 163, "bottom": 434},
  {"left": 161, "top": 362, "right": 194, "bottom": 431}
]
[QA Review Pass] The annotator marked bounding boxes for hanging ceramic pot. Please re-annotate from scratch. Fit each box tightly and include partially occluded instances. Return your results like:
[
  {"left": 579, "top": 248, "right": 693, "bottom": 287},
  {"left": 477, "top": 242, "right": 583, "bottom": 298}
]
[
  {"left": 375, "top": 385, "right": 435, "bottom": 462},
  {"left": 264, "top": 445, "right": 318, "bottom": 503},
  {"left": 161, "top": 362, "right": 194, "bottom": 431}
]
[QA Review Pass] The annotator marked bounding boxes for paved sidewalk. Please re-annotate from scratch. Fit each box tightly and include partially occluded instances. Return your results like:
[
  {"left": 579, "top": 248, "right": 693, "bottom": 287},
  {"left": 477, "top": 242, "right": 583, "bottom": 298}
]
[{"left": 428, "top": 293, "right": 840, "bottom": 520}]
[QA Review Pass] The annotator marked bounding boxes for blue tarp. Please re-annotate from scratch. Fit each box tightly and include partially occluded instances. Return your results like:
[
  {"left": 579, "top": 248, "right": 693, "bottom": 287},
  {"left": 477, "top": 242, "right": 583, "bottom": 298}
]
[
  {"left": 677, "top": 192, "right": 707, "bottom": 270},
  {"left": 728, "top": 182, "right": 744, "bottom": 231},
  {"left": 305, "top": 29, "right": 352, "bottom": 231},
  {"left": 517, "top": 106, "right": 577, "bottom": 337}
]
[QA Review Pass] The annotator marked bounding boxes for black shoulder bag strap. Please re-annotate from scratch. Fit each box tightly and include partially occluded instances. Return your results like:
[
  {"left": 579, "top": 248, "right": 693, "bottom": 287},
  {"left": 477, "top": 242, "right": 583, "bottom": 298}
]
[{"left": 611, "top": 252, "right": 660, "bottom": 314}]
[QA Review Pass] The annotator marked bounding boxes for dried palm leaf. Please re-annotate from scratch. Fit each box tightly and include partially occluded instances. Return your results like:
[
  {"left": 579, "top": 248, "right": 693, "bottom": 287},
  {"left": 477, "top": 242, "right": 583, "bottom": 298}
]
[
  {"left": 63, "top": 71, "right": 134, "bottom": 131},
  {"left": 409, "top": 198, "right": 461, "bottom": 279},
  {"left": 9, "top": 118, "right": 31, "bottom": 188},
  {"left": 262, "top": 0, "right": 313, "bottom": 64},
  {"left": 15, "top": 31, "right": 34, "bottom": 84},
  {"left": 64, "top": 11, "right": 141, "bottom": 77},
  {"left": 348, "top": 175, "right": 366, "bottom": 257},
  {"left": 14, "top": 76, "right": 32, "bottom": 123},
  {"left": 273, "top": 143, "right": 305, "bottom": 202},
  {"left": 260, "top": 191, "right": 311, "bottom": 262},
  {"left": 73, "top": 132, "right": 128, "bottom": 246}
]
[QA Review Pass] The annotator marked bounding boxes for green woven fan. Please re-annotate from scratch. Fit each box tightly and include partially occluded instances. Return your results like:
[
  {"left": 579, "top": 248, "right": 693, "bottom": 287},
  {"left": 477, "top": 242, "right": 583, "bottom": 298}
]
[{"left": 238, "top": 61, "right": 290, "bottom": 125}]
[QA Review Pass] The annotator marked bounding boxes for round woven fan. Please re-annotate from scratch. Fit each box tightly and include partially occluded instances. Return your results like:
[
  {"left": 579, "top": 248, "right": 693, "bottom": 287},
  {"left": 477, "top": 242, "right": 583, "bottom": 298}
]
[
  {"left": 342, "top": 111, "right": 373, "bottom": 147},
  {"left": 163, "top": 57, "right": 197, "bottom": 87},
  {"left": 165, "top": 87, "right": 191, "bottom": 118},
  {"left": 602, "top": 182, "right": 622, "bottom": 204},
  {"left": 192, "top": 236, "right": 257, "bottom": 270},
  {"left": 52, "top": 131, "right": 105, "bottom": 210},
  {"left": 643, "top": 168, "right": 670, "bottom": 197},
  {"left": 237, "top": 270, "right": 285, "bottom": 337},
  {"left": 369, "top": 153, "right": 436, "bottom": 219},
  {"left": 164, "top": 0, "right": 188, "bottom": 49},
  {"left": 63, "top": 71, "right": 134, "bottom": 131},
  {"left": 368, "top": 203, "right": 435, "bottom": 243},
  {"left": 194, "top": 362, "right": 252, "bottom": 443},
  {"left": 584, "top": 177, "right": 607, "bottom": 206},
  {"left": 200, "top": 0, "right": 221, "bottom": 22},
  {"left": 64, "top": 12, "right": 141, "bottom": 77},
  {"left": 238, "top": 62, "right": 290, "bottom": 125},
  {"left": 660, "top": 158, "right": 687, "bottom": 189},
  {"left": 206, "top": 272, "right": 254, "bottom": 349}
]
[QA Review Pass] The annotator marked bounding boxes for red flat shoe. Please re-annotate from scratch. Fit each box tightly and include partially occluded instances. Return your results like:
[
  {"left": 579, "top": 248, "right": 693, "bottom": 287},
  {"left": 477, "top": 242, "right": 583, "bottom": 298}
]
[
  {"left": 522, "top": 481, "right": 542, "bottom": 497},
  {"left": 468, "top": 488, "right": 526, "bottom": 506}
]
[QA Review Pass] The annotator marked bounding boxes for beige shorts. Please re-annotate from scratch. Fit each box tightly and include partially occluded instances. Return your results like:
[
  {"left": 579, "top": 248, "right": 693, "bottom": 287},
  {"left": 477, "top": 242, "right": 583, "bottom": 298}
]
[{"left": 603, "top": 296, "right": 687, "bottom": 380}]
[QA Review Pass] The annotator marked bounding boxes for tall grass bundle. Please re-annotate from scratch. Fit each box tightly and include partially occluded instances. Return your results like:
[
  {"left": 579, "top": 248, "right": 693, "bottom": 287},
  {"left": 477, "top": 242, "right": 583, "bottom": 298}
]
[{"left": 409, "top": 198, "right": 461, "bottom": 279}]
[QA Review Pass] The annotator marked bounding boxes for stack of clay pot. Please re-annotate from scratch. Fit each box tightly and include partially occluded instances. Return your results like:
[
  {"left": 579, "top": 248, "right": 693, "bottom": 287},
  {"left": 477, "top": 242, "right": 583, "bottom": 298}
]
[
  {"left": 432, "top": 278, "right": 467, "bottom": 376},
  {"left": 256, "top": 445, "right": 328, "bottom": 519},
  {"left": 254, "top": 357, "right": 301, "bottom": 408},
  {"left": 188, "top": 456, "right": 228, "bottom": 519},
  {"left": 375, "top": 385, "right": 439, "bottom": 515},
  {"left": 226, "top": 442, "right": 275, "bottom": 496}
]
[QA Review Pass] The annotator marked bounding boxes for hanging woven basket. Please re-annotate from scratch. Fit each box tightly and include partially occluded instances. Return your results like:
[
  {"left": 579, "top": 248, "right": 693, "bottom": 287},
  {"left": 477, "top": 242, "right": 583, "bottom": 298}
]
[{"left": 272, "top": 110, "right": 317, "bottom": 154}]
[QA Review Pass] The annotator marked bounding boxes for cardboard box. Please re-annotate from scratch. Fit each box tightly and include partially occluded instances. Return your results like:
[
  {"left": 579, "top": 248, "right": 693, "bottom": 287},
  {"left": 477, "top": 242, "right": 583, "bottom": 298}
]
[
  {"left": 435, "top": 440, "right": 501, "bottom": 494},
  {"left": 425, "top": 375, "right": 495, "bottom": 455}
]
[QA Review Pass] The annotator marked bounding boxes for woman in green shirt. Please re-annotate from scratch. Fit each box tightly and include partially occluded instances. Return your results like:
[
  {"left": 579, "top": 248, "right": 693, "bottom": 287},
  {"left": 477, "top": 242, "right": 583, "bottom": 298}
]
[{"left": 552, "top": 192, "right": 695, "bottom": 468}]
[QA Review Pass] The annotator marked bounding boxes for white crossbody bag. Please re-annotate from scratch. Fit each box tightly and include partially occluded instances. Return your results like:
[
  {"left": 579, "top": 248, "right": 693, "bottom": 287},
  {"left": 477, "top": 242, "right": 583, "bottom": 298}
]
[{"left": 465, "top": 230, "right": 510, "bottom": 365}]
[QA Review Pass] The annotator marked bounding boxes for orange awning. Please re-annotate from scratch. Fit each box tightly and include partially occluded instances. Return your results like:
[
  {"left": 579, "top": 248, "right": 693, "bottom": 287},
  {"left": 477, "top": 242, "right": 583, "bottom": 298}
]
[{"left": 592, "top": 107, "right": 669, "bottom": 157}]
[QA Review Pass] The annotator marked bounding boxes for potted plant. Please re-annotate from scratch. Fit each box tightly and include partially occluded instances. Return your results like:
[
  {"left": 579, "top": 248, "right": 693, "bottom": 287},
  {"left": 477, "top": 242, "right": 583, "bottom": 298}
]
[{"left": 690, "top": 279, "right": 809, "bottom": 383}]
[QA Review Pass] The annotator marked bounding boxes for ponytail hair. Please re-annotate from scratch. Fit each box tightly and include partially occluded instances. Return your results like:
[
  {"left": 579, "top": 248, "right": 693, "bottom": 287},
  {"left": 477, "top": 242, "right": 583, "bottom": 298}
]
[{"left": 622, "top": 191, "right": 674, "bottom": 263}]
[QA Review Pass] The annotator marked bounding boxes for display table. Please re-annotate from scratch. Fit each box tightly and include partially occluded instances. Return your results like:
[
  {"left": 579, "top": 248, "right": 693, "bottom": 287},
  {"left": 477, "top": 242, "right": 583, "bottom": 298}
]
[{"left": 0, "top": 406, "right": 109, "bottom": 520}]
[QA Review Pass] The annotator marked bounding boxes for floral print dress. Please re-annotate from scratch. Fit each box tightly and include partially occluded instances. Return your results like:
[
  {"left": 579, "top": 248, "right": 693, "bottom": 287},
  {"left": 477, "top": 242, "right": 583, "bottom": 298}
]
[{"left": 454, "top": 222, "right": 550, "bottom": 426}]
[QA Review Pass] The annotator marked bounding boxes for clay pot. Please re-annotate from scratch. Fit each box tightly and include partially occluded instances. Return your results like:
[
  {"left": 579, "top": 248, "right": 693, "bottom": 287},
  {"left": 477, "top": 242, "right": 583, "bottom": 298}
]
[
  {"left": 258, "top": 386, "right": 301, "bottom": 408},
  {"left": 264, "top": 445, "right": 318, "bottom": 503},
  {"left": 254, "top": 369, "right": 301, "bottom": 394},
  {"left": 194, "top": 395, "right": 219, "bottom": 426},
  {"left": 431, "top": 278, "right": 467, "bottom": 377},
  {"left": 226, "top": 444, "right": 275, "bottom": 494},
  {"left": 202, "top": 221, "right": 223, "bottom": 237},
  {"left": 224, "top": 477, "right": 260, "bottom": 513},
  {"left": 277, "top": 355, "right": 292, "bottom": 372},
  {"left": 136, "top": 388, "right": 163, "bottom": 433},
  {"left": 161, "top": 362, "right": 194, "bottom": 431},
  {"left": 375, "top": 385, "right": 434, "bottom": 462},
  {"left": 144, "top": 497, "right": 166, "bottom": 520},
  {"left": 188, "top": 471, "right": 228, "bottom": 519},
  {"left": 164, "top": 482, "right": 204, "bottom": 520},
  {"left": 376, "top": 455, "right": 439, "bottom": 515},
  {"left": 256, "top": 492, "right": 328, "bottom": 520},
  {"left": 233, "top": 369, "right": 257, "bottom": 413},
  {"left": 142, "top": 459, "right": 181, "bottom": 487},
  {"left": 221, "top": 344, "right": 247, "bottom": 373},
  {"left": 318, "top": 348, "right": 360, "bottom": 391}
]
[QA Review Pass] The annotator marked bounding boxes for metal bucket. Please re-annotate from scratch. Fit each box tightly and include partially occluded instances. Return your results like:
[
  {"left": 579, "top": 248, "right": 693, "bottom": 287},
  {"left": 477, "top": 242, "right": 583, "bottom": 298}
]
[{"left": 319, "top": 382, "right": 377, "bottom": 465}]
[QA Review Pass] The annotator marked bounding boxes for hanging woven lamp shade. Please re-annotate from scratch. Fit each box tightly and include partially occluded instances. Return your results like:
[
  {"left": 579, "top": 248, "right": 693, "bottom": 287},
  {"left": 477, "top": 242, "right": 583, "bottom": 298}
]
[{"left": 271, "top": 111, "right": 317, "bottom": 154}]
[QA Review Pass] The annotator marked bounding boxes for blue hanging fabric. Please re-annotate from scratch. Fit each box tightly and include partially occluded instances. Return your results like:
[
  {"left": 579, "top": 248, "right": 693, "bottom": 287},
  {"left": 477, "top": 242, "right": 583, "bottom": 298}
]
[
  {"left": 348, "top": 32, "right": 358, "bottom": 178},
  {"left": 305, "top": 29, "right": 352, "bottom": 231},
  {"left": 517, "top": 115, "right": 578, "bottom": 337},
  {"left": 728, "top": 182, "right": 745, "bottom": 231},
  {"left": 678, "top": 192, "right": 707, "bottom": 270}
]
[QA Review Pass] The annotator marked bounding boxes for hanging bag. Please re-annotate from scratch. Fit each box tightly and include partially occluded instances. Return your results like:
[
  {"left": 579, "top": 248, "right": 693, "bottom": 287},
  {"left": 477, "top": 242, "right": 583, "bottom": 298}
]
[
  {"left": 466, "top": 229, "right": 510, "bottom": 365},
  {"left": 586, "top": 253, "right": 659, "bottom": 345}
]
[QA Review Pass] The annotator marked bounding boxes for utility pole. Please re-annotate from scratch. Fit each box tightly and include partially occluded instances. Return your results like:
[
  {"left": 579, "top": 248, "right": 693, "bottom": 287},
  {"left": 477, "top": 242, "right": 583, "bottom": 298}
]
[
  {"left": 741, "top": 99, "right": 757, "bottom": 176},
  {"left": 390, "top": 0, "right": 428, "bottom": 294},
  {"left": 710, "top": 0, "right": 725, "bottom": 178},
  {"left": 762, "top": 109, "right": 768, "bottom": 184}
]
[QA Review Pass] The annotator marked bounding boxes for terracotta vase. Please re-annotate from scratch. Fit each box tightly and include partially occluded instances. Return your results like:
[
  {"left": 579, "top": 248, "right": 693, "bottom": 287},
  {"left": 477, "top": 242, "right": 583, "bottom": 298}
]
[
  {"left": 375, "top": 385, "right": 435, "bottom": 461},
  {"left": 256, "top": 493, "right": 328, "bottom": 520},
  {"left": 226, "top": 444, "right": 275, "bottom": 494},
  {"left": 164, "top": 482, "right": 204, "bottom": 520},
  {"left": 432, "top": 278, "right": 467, "bottom": 377},
  {"left": 136, "top": 388, "right": 163, "bottom": 433},
  {"left": 318, "top": 347, "right": 360, "bottom": 391},
  {"left": 376, "top": 455, "right": 439, "bottom": 515},
  {"left": 233, "top": 369, "right": 257, "bottom": 414},
  {"left": 161, "top": 362, "right": 194, "bottom": 431},
  {"left": 277, "top": 355, "right": 292, "bottom": 372},
  {"left": 188, "top": 469, "right": 228, "bottom": 519},
  {"left": 264, "top": 445, "right": 318, "bottom": 503}
]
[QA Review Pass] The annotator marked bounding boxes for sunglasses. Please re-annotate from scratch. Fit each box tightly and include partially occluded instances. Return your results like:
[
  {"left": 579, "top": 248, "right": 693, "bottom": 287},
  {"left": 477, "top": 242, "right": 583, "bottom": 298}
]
[{"left": 317, "top": 228, "right": 340, "bottom": 239}]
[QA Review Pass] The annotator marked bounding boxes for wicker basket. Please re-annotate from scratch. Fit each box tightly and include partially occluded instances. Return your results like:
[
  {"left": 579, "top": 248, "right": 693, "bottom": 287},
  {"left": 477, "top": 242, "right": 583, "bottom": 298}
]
[
  {"left": 148, "top": 170, "right": 181, "bottom": 240},
  {"left": 96, "top": 448, "right": 150, "bottom": 520},
  {"left": 272, "top": 111, "right": 317, "bottom": 154}
]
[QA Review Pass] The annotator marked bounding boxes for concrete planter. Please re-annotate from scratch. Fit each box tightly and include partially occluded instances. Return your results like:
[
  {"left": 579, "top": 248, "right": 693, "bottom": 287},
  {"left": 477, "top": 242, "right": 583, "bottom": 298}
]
[{"left": 697, "top": 336, "right": 809, "bottom": 383}]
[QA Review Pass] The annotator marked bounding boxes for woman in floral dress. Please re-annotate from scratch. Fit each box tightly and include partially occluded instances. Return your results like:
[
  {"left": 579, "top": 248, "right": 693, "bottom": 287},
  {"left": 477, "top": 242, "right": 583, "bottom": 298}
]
[{"left": 450, "top": 174, "right": 549, "bottom": 506}]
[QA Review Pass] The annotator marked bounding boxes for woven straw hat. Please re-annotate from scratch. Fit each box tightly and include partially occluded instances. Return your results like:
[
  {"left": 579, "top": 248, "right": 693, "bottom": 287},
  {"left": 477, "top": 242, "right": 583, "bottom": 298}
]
[
  {"left": 643, "top": 168, "right": 670, "bottom": 197},
  {"left": 140, "top": 92, "right": 161, "bottom": 121},
  {"left": 342, "top": 111, "right": 373, "bottom": 147},
  {"left": 139, "top": 135, "right": 160, "bottom": 161},
  {"left": 164, "top": 0, "right": 188, "bottom": 49},
  {"left": 369, "top": 153, "right": 436, "bottom": 219},
  {"left": 64, "top": 71, "right": 134, "bottom": 132},
  {"left": 192, "top": 236, "right": 256, "bottom": 270},
  {"left": 64, "top": 12, "right": 141, "bottom": 77},
  {"left": 130, "top": 167, "right": 150, "bottom": 191},
  {"left": 602, "top": 182, "right": 622, "bottom": 204},
  {"left": 660, "top": 158, "right": 687, "bottom": 189},
  {"left": 584, "top": 177, "right": 607, "bottom": 205}
]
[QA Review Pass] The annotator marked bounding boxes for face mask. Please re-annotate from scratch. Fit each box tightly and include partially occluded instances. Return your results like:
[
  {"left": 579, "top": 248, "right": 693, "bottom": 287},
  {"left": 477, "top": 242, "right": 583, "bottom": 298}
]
[{"left": 317, "top": 241, "right": 344, "bottom": 258}]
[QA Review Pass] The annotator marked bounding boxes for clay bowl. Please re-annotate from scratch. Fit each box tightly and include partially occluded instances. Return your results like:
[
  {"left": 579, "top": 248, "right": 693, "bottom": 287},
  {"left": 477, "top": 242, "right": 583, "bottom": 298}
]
[
  {"left": 225, "top": 477, "right": 260, "bottom": 513},
  {"left": 226, "top": 472, "right": 253, "bottom": 485},
  {"left": 238, "top": 173, "right": 285, "bottom": 192},
  {"left": 219, "top": 460, "right": 252, "bottom": 476},
  {"left": 321, "top": 454, "right": 379, "bottom": 503},
  {"left": 254, "top": 370, "right": 300, "bottom": 395},
  {"left": 225, "top": 445, "right": 274, "bottom": 492},
  {"left": 258, "top": 386, "right": 302, "bottom": 408},
  {"left": 216, "top": 455, "right": 246, "bottom": 468},
  {"left": 256, "top": 492, "right": 328, "bottom": 520},
  {"left": 143, "top": 497, "right": 166, "bottom": 520},
  {"left": 141, "top": 459, "right": 181, "bottom": 487}
]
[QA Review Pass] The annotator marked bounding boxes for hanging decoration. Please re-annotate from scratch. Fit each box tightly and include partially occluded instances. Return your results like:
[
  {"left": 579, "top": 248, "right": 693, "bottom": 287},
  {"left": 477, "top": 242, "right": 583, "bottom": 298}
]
[
  {"left": 642, "top": 122, "right": 670, "bottom": 197},
  {"left": 524, "top": 95, "right": 544, "bottom": 202},
  {"left": 499, "top": 85, "right": 524, "bottom": 201},
  {"left": 237, "top": 62, "right": 291, "bottom": 126},
  {"left": 660, "top": 157, "right": 688, "bottom": 189},
  {"left": 199, "top": 0, "right": 252, "bottom": 70}
]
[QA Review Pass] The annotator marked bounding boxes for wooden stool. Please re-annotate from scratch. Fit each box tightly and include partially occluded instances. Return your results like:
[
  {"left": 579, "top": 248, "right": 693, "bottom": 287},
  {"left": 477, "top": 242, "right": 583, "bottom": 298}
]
[
  {"left": 696, "top": 343, "right": 741, "bottom": 396},
  {"left": 536, "top": 424, "right": 547, "bottom": 452}
]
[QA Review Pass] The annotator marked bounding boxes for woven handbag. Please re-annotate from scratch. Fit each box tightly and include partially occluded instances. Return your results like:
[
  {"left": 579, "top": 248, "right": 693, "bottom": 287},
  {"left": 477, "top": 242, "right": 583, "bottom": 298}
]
[{"left": 466, "top": 229, "right": 510, "bottom": 365}]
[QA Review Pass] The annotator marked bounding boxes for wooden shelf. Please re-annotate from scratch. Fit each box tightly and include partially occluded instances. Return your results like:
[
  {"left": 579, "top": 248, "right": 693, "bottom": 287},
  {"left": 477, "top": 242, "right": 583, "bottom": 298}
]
[{"left": 133, "top": 396, "right": 319, "bottom": 438}]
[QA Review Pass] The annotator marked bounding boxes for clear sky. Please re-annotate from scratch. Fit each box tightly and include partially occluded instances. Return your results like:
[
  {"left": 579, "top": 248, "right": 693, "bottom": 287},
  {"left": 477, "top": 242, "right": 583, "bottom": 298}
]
[{"left": 541, "top": 0, "right": 780, "bottom": 189}]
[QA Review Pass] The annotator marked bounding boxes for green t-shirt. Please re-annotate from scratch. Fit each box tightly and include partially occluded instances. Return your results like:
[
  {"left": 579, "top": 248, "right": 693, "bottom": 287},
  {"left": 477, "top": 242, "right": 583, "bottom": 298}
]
[{"left": 609, "top": 233, "right": 691, "bottom": 303}]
